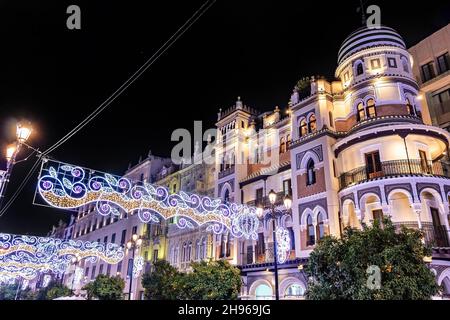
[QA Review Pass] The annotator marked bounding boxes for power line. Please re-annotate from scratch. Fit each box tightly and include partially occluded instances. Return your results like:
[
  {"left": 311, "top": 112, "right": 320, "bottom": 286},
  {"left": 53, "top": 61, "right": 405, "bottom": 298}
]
[
  {"left": 42, "top": 0, "right": 216, "bottom": 156},
  {"left": 0, "top": 0, "right": 217, "bottom": 219}
]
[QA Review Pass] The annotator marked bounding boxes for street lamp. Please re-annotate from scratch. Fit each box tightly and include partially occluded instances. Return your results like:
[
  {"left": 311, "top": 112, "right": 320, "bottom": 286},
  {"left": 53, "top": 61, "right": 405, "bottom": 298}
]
[
  {"left": 257, "top": 189, "right": 292, "bottom": 301},
  {"left": 126, "top": 234, "right": 143, "bottom": 300},
  {"left": 0, "top": 121, "right": 33, "bottom": 210}
]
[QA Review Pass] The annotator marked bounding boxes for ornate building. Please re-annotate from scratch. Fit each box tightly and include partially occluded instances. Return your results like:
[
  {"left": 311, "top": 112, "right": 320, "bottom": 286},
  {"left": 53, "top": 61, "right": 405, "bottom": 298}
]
[{"left": 66, "top": 25, "right": 450, "bottom": 300}]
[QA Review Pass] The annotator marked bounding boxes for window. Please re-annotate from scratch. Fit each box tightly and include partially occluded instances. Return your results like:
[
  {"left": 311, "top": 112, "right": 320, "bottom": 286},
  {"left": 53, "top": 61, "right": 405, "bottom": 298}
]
[
  {"left": 120, "top": 230, "right": 127, "bottom": 245},
  {"left": 437, "top": 53, "right": 450, "bottom": 74},
  {"left": 256, "top": 188, "right": 264, "bottom": 206},
  {"left": 329, "top": 112, "right": 334, "bottom": 128},
  {"left": 288, "top": 227, "right": 295, "bottom": 251},
  {"left": 127, "top": 259, "right": 133, "bottom": 276},
  {"left": 111, "top": 233, "right": 116, "bottom": 244},
  {"left": 117, "top": 261, "right": 122, "bottom": 275},
  {"left": 371, "top": 59, "right": 381, "bottom": 70},
  {"left": 285, "top": 284, "right": 305, "bottom": 299},
  {"left": 299, "top": 119, "right": 308, "bottom": 137},
  {"left": 365, "top": 151, "right": 382, "bottom": 178},
  {"left": 182, "top": 243, "right": 187, "bottom": 262},
  {"left": 279, "top": 137, "right": 286, "bottom": 154},
  {"left": 306, "top": 159, "right": 316, "bottom": 186},
  {"left": 187, "top": 242, "right": 193, "bottom": 261},
  {"left": 388, "top": 57, "right": 397, "bottom": 68},
  {"left": 307, "top": 215, "right": 315, "bottom": 246},
  {"left": 140, "top": 173, "right": 144, "bottom": 182},
  {"left": 286, "top": 134, "right": 291, "bottom": 148},
  {"left": 85, "top": 267, "right": 89, "bottom": 277},
  {"left": 406, "top": 98, "right": 415, "bottom": 115},
  {"left": 99, "top": 264, "right": 104, "bottom": 275},
  {"left": 372, "top": 210, "right": 383, "bottom": 225},
  {"left": 356, "top": 62, "right": 364, "bottom": 76},
  {"left": 419, "top": 150, "right": 430, "bottom": 173},
  {"left": 402, "top": 58, "right": 409, "bottom": 73},
  {"left": 283, "top": 179, "right": 292, "bottom": 196},
  {"left": 308, "top": 114, "right": 317, "bottom": 133},
  {"left": 256, "top": 233, "right": 265, "bottom": 257},
  {"left": 153, "top": 249, "right": 158, "bottom": 263},
  {"left": 202, "top": 238, "right": 207, "bottom": 259},
  {"left": 132, "top": 226, "right": 138, "bottom": 236},
  {"left": 106, "top": 264, "right": 111, "bottom": 276},
  {"left": 91, "top": 266, "right": 96, "bottom": 280},
  {"left": 103, "top": 236, "right": 108, "bottom": 243},
  {"left": 421, "top": 62, "right": 436, "bottom": 82},
  {"left": 357, "top": 102, "right": 366, "bottom": 121},
  {"left": 316, "top": 213, "right": 325, "bottom": 240},
  {"left": 224, "top": 189, "right": 230, "bottom": 203},
  {"left": 366, "top": 99, "right": 377, "bottom": 118},
  {"left": 255, "top": 284, "right": 273, "bottom": 300},
  {"left": 195, "top": 240, "right": 201, "bottom": 260}
]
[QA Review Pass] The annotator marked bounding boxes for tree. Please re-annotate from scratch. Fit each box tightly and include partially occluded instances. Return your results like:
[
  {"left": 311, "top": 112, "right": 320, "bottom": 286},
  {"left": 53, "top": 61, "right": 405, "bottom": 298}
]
[
  {"left": 141, "top": 260, "right": 183, "bottom": 300},
  {"left": 36, "top": 280, "right": 72, "bottom": 300},
  {"left": 179, "top": 260, "right": 242, "bottom": 300},
  {"left": 82, "top": 275, "right": 125, "bottom": 300},
  {"left": 0, "top": 284, "right": 18, "bottom": 300},
  {"left": 306, "top": 219, "right": 439, "bottom": 300}
]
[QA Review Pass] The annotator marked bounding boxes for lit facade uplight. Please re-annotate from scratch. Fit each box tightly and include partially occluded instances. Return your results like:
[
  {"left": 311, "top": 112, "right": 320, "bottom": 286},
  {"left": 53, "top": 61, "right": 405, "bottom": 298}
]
[
  {"left": 268, "top": 189, "right": 277, "bottom": 205},
  {"left": 16, "top": 122, "right": 32, "bottom": 143},
  {"left": 6, "top": 145, "right": 17, "bottom": 162}
]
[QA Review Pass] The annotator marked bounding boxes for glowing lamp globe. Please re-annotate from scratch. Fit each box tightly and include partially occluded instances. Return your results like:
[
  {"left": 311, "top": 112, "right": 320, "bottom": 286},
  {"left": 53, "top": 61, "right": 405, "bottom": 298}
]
[
  {"left": 16, "top": 123, "right": 32, "bottom": 143},
  {"left": 6, "top": 145, "right": 16, "bottom": 162},
  {"left": 268, "top": 189, "right": 277, "bottom": 205}
]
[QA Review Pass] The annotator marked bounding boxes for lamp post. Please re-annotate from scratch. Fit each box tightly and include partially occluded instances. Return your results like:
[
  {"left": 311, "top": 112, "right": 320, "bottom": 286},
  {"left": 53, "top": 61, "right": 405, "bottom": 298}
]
[
  {"left": 257, "top": 189, "right": 292, "bottom": 301},
  {"left": 71, "top": 254, "right": 82, "bottom": 293},
  {"left": 126, "top": 234, "right": 143, "bottom": 300},
  {"left": 0, "top": 122, "right": 32, "bottom": 210}
]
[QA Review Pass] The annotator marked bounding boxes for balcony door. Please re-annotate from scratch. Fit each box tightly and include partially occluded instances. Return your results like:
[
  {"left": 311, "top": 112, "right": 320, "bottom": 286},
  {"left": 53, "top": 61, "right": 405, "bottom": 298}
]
[
  {"left": 430, "top": 208, "right": 449, "bottom": 247},
  {"left": 365, "top": 151, "right": 382, "bottom": 179},
  {"left": 419, "top": 150, "right": 431, "bottom": 174}
]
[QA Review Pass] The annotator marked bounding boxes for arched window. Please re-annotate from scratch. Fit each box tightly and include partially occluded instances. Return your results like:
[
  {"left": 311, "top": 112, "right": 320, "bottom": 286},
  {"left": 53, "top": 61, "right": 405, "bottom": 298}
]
[
  {"left": 279, "top": 137, "right": 286, "bottom": 154},
  {"left": 402, "top": 58, "right": 409, "bottom": 73},
  {"left": 195, "top": 240, "right": 201, "bottom": 260},
  {"left": 286, "top": 134, "right": 291, "bottom": 148},
  {"left": 357, "top": 102, "right": 366, "bottom": 122},
  {"left": 406, "top": 98, "right": 416, "bottom": 115},
  {"left": 299, "top": 119, "right": 308, "bottom": 137},
  {"left": 366, "top": 99, "right": 377, "bottom": 118},
  {"left": 306, "top": 159, "right": 316, "bottom": 186},
  {"left": 255, "top": 284, "right": 273, "bottom": 300},
  {"left": 307, "top": 215, "right": 315, "bottom": 246},
  {"left": 316, "top": 213, "right": 325, "bottom": 240},
  {"left": 201, "top": 237, "right": 207, "bottom": 259},
  {"left": 182, "top": 243, "right": 187, "bottom": 262},
  {"left": 356, "top": 61, "right": 364, "bottom": 76},
  {"left": 187, "top": 241, "right": 193, "bottom": 261},
  {"left": 223, "top": 188, "right": 230, "bottom": 203},
  {"left": 284, "top": 284, "right": 305, "bottom": 299},
  {"left": 308, "top": 114, "right": 317, "bottom": 133}
]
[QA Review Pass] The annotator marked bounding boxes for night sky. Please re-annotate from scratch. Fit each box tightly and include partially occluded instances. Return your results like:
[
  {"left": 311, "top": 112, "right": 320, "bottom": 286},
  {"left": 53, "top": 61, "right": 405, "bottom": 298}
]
[{"left": 0, "top": 0, "right": 448, "bottom": 235}]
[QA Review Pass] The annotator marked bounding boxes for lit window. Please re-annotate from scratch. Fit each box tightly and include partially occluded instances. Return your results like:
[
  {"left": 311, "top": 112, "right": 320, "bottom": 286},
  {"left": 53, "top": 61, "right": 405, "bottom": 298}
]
[
  {"left": 317, "top": 213, "right": 325, "bottom": 239},
  {"left": 356, "top": 62, "right": 364, "bottom": 76},
  {"left": 366, "top": 99, "right": 377, "bottom": 118},
  {"left": 357, "top": 102, "right": 366, "bottom": 122},
  {"left": 371, "top": 59, "right": 381, "bottom": 70},
  {"left": 307, "top": 215, "right": 315, "bottom": 246},
  {"left": 299, "top": 119, "right": 308, "bottom": 137},
  {"left": 306, "top": 159, "right": 316, "bottom": 186},
  {"left": 255, "top": 284, "right": 273, "bottom": 300},
  {"left": 285, "top": 284, "right": 305, "bottom": 299},
  {"left": 308, "top": 114, "right": 317, "bottom": 133}
]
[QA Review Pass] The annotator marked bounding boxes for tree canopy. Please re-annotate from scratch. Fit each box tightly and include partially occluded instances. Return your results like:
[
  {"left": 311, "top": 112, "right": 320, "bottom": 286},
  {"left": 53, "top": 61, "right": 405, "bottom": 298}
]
[
  {"left": 82, "top": 274, "right": 125, "bottom": 300},
  {"left": 306, "top": 219, "right": 439, "bottom": 300}
]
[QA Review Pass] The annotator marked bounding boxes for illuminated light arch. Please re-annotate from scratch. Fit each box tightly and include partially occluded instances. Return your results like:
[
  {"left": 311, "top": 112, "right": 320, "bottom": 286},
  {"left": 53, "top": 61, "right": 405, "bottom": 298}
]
[
  {"left": 36, "top": 160, "right": 260, "bottom": 240},
  {"left": 0, "top": 233, "right": 124, "bottom": 281}
]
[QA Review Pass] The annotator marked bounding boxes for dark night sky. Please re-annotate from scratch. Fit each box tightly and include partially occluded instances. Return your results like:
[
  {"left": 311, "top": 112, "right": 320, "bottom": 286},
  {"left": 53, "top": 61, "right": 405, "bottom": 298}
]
[{"left": 0, "top": 0, "right": 448, "bottom": 235}]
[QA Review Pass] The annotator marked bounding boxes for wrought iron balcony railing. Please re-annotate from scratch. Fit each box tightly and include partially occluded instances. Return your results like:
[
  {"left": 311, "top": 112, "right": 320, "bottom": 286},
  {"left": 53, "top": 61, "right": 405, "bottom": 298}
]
[
  {"left": 393, "top": 221, "right": 449, "bottom": 248},
  {"left": 339, "top": 159, "right": 449, "bottom": 190}
]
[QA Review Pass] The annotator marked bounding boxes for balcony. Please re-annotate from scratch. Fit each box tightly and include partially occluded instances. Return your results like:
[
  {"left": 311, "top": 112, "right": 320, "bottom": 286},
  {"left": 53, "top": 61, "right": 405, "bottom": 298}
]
[
  {"left": 339, "top": 159, "right": 449, "bottom": 190},
  {"left": 393, "top": 222, "right": 450, "bottom": 248},
  {"left": 218, "top": 165, "right": 235, "bottom": 179},
  {"left": 246, "top": 191, "right": 287, "bottom": 208}
]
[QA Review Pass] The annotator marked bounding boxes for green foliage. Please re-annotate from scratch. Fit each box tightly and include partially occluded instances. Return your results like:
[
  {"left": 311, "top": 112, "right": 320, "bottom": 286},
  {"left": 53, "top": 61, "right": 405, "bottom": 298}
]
[
  {"left": 82, "top": 274, "right": 125, "bottom": 300},
  {"left": 141, "top": 259, "right": 241, "bottom": 300},
  {"left": 36, "top": 280, "right": 72, "bottom": 300},
  {"left": 0, "top": 284, "right": 18, "bottom": 300},
  {"left": 141, "top": 260, "right": 183, "bottom": 300},
  {"left": 306, "top": 219, "right": 439, "bottom": 300}
]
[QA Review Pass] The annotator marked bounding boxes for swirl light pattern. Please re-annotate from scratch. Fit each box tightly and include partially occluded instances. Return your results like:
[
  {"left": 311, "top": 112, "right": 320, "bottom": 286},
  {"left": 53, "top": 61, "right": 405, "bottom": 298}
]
[
  {"left": 132, "top": 257, "right": 144, "bottom": 278},
  {"left": 37, "top": 160, "right": 260, "bottom": 240},
  {"left": 0, "top": 233, "right": 125, "bottom": 281},
  {"left": 276, "top": 227, "right": 291, "bottom": 264}
]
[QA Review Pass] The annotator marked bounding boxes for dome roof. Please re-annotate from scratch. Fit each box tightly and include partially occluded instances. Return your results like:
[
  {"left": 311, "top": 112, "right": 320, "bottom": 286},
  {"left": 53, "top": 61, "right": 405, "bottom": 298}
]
[{"left": 337, "top": 26, "right": 406, "bottom": 65}]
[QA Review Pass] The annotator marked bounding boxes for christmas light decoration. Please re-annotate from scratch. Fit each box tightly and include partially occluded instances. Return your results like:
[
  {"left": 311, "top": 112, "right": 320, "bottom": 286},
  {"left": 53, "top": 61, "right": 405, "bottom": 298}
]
[
  {"left": 276, "top": 227, "right": 291, "bottom": 264},
  {"left": 42, "top": 275, "right": 51, "bottom": 288},
  {"left": 0, "top": 233, "right": 125, "bottom": 281},
  {"left": 37, "top": 160, "right": 260, "bottom": 240},
  {"left": 132, "top": 256, "right": 144, "bottom": 278}
]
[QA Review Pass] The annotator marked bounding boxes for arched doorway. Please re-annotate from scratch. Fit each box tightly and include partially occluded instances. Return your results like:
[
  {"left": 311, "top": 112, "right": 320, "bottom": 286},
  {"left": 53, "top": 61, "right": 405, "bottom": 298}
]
[
  {"left": 254, "top": 283, "right": 273, "bottom": 300},
  {"left": 342, "top": 199, "right": 360, "bottom": 229},
  {"left": 420, "top": 190, "right": 449, "bottom": 247}
]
